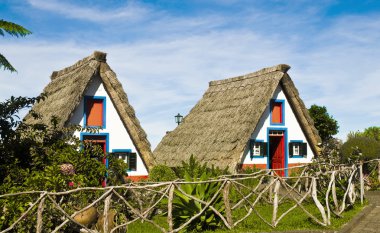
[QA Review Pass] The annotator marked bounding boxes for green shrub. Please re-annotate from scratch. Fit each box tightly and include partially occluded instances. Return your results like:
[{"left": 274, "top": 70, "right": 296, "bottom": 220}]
[
  {"left": 149, "top": 165, "right": 178, "bottom": 182},
  {"left": 340, "top": 136, "right": 380, "bottom": 162},
  {"left": 0, "top": 95, "right": 128, "bottom": 231},
  {"left": 173, "top": 171, "right": 225, "bottom": 231},
  {"left": 174, "top": 155, "right": 229, "bottom": 179}
]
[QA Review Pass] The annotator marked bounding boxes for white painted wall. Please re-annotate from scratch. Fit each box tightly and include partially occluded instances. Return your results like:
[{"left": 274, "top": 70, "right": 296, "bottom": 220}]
[
  {"left": 241, "top": 85, "right": 315, "bottom": 167},
  {"left": 70, "top": 76, "right": 148, "bottom": 177}
]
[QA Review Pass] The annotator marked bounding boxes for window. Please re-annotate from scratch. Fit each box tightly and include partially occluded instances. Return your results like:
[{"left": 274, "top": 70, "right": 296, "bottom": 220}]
[
  {"left": 81, "top": 134, "right": 109, "bottom": 167},
  {"left": 112, "top": 150, "right": 137, "bottom": 171},
  {"left": 82, "top": 135, "right": 107, "bottom": 155},
  {"left": 270, "top": 100, "right": 284, "bottom": 125},
  {"left": 289, "top": 141, "right": 307, "bottom": 157},
  {"left": 249, "top": 139, "right": 267, "bottom": 158},
  {"left": 84, "top": 96, "right": 106, "bottom": 128}
]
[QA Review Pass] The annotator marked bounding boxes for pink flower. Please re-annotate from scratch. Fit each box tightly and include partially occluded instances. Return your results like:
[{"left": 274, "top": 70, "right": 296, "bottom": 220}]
[{"left": 68, "top": 181, "right": 74, "bottom": 187}]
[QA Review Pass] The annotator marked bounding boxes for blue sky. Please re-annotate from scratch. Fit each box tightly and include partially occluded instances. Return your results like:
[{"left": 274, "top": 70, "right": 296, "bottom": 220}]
[{"left": 1, "top": 0, "right": 380, "bottom": 148}]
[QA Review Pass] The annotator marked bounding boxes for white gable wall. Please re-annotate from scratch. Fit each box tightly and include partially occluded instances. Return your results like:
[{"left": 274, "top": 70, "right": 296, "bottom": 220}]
[
  {"left": 240, "top": 85, "right": 315, "bottom": 171},
  {"left": 70, "top": 76, "right": 148, "bottom": 177}
]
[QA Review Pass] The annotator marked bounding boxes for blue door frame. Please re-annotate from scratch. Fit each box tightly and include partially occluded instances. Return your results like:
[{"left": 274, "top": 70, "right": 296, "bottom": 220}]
[{"left": 266, "top": 128, "right": 288, "bottom": 177}]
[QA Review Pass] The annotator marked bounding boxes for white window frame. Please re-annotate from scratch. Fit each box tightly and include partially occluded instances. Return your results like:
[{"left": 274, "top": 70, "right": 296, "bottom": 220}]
[
  {"left": 293, "top": 144, "right": 300, "bottom": 156},
  {"left": 252, "top": 142, "right": 261, "bottom": 156}
]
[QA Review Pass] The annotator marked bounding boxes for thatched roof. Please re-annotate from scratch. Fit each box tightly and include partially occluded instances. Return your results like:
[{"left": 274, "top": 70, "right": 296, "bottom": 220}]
[
  {"left": 24, "top": 51, "right": 155, "bottom": 169},
  {"left": 153, "top": 64, "right": 321, "bottom": 173}
]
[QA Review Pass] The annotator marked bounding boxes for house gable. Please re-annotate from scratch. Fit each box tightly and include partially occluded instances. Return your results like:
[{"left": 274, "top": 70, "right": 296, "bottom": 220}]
[
  {"left": 70, "top": 76, "right": 148, "bottom": 177},
  {"left": 23, "top": 51, "right": 155, "bottom": 178},
  {"left": 240, "top": 84, "right": 316, "bottom": 174},
  {"left": 154, "top": 64, "right": 321, "bottom": 174}
]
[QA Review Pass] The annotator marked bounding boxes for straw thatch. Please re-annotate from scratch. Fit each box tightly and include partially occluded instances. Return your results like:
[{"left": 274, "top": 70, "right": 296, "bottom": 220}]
[
  {"left": 24, "top": 51, "right": 155, "bottom": 169},
  {"left": 153, "top": 64, "right": 321, "bottom": 173}
]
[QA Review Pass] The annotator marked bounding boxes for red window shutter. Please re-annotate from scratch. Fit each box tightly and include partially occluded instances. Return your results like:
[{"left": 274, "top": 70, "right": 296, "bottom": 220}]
[
  {"left": 86, "top": 99, "right": 103, "bottom": 127},
  {"left": 272, "top": 102, "right": 282, "bottom": 123}
]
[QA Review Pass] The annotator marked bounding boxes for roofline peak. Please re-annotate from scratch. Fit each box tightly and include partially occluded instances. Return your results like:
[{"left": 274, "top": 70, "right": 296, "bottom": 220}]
[
  {"left": 50, "top": 51, "right": 107, "bottom": 80},
  {"left": 92, "top": 51, "right": 107, "bottom": 62},
  {"left": 275, "top": 64, "right": 291, "bottom": 73},
  {"left": 209, "top": 64, "right": 291, "bottom": 87}
]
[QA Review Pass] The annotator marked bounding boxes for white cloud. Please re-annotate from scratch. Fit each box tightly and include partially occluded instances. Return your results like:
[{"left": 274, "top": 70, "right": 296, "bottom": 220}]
[
  {"left": 26, "top": 0, "right": 151, "bottom": 22},
  {"left": 2, "top": 2, "right": 380, "bottom": 148}
]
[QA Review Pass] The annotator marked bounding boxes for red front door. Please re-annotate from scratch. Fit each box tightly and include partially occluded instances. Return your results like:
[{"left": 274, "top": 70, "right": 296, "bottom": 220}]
[
  {"left": 269, "top": 132, "right": 285, "bottom": 176},
  {"left": 83, "top": 135, "right": 108, "bottom": 187}
]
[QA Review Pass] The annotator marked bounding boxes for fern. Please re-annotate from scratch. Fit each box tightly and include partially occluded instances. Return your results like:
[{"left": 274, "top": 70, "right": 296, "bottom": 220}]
[
  {"left": 0, "top": 20, "right": 32, "bottom": 72},
  {"left": 0, "top": 53, "right": 16, "bottom": 72},
  {"left": 0, "top": 20, "right": 31, "bottom": 37}
]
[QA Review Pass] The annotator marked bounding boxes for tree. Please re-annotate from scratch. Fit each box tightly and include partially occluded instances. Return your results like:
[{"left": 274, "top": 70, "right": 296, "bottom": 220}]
[
  {"left": 0, "top": 95, "right": 128, "bottom": 231},
  {"left": 0, "top": 19, "right": 31, "bottom": 72},
  {"left": 340, "top": 136, "right": 380, "bottom": 162},
  {"left": 308, "top": 104, "right": 339, "bottom": 143},
  {"left": 361, "top": 126, "right": 380, "bottom": 141}
]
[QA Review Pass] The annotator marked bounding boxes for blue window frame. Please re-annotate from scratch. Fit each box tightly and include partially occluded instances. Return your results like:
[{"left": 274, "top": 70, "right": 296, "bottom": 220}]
[
  {"left": 289, "top": 140, "right": 307, "bottom": 158},
  {"left": 83, "top": 96, "right": 106, "bottom": 129},
  {"left": 249, "top": 139, "right": 267, "bottom": 159},
  {"left": 80, "top": 132, "right": 109, "bottom": 151},
  {"left": 270, "top": 99, "right": 285, "bottom": 126},
  {"left": 111, "top": 149, "right": 137, "bottom": 171},
  {"left": 266, "top": 127, "right": 288, "bottom": 176}
]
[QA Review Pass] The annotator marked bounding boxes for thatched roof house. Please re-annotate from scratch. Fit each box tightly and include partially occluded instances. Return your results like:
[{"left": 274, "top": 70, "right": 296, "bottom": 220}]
[
  {"left": 24, "top": 51, "right": 155, "bottom": 179},
  {"left": 154, "top": 64, "right": 321, "bottom": 175}
]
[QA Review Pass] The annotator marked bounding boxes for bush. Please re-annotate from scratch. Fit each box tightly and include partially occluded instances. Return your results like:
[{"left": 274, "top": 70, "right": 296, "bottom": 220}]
[
  {"left": 174, "top": 155, "right": 229, "bottom": 179},
  {"left": 173, "top": 171, "right": 225, "bottom": 231},
  {"left": 149, "top": 165, "right": 178, "bottom": 182},
  {"left": 340, "top": 136, "right": 380, "bottom": 162},
  {"left": 0, "top": 95, "right": 128, "bottom": 231}
]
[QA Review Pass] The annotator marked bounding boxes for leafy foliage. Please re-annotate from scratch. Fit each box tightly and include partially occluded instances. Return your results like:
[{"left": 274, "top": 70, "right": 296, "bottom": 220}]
[
  {"left": 173, "top": 171, "right": 225, "bottom": 231},
  {"left": 348, "top": 127, "right": 380, "bottom": 142},
  {"left": 149, "top": 165, "right": 178, "bottom": 182},
  {"left": 308, "top": 104, "right": 339, "bottom": 143},
  {"left": 361, "top": 127, "right": 380, "bottom": 141},
  {"left": 0, "top": 20, "right": 31, "bottom": 37},
  {"left": 174, "top": 154, "right": 229, "bottom": 179},
  {"left": 0, "top": 19, "right": 32, "bottom": 72},
  {"left": 0, "top": 95, "right": 128, "bottom": 231},
  {"left": 340, "top": 136, "right": 380, "bottom": 162}
]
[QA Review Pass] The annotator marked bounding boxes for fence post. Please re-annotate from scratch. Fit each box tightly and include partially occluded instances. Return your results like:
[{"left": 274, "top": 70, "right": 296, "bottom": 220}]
[
  {"left": 378, "top": 160, "right": 380, "bottom": 183},
  {"left": 311, "top": 177, "right": 328, "bottom": 226},
  {"left": 223, "top": 180, "right": 233, "bottom": 227},
  {"left": 103, "top": 194, "right": 112, "bottom": 233},
  {"left": 272, "top": 179, "right": 280, "bottom": 227},
  {"left": 359, "top": 161, "right": 364, "bottom": 205},
  {"left": 36, "top": 195, "right": 46, "bottom": 233},
  {"left": 168, "top": 184, "right": 175, "bottom": 233},
  {"left": 269, "top": 171, "right": 274, "bottom": 202}
]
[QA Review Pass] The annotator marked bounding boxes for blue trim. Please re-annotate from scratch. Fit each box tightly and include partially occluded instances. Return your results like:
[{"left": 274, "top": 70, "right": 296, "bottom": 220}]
[
  {"left": 80, "top": 132, "right": 110, "bottom": 185},
  {"left": 289, "top": 140, "right": 306, "bottom": 158},
  {"left": 249, "top": 139, "right": 265, "bottom": 159},
  {"left": 267, "top": 128, "right": 288, "bottom": 177},
  {"left": 83, "top": 96, "right": 107, "bottom": 129},
  {"left": 270, "top": 99, "right": 285, "bottom": 126},
  {"left": 253, "top": 139, "right": 264, "bottom": 142},
  {"left": 111, "top": 149, "right": 135, "bottom": 172},
  {"left": 80, "top": 132, "right": 110, "bottom": 154},
  {"left": 112, "top": 149, "right": 132, "bottom": 153}
]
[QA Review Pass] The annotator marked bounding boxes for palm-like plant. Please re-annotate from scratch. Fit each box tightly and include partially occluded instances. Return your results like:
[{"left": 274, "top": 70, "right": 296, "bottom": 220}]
[{"left": 0, "top": 19, "right": 32, "bottom": 72}]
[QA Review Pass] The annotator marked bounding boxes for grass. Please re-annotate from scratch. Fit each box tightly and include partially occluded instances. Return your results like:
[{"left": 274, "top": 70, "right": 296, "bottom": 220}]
[{"left": 125, "top": 200, "right": 366, "bottom": 233}]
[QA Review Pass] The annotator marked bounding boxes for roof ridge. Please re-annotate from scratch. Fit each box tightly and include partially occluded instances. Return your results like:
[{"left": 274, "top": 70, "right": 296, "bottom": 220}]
[
  {"left": 209, "top": 64, "right": 290, "bottom": 87},
  {"left": 50, "top": 51, "right": 107, "bottom": 80}
]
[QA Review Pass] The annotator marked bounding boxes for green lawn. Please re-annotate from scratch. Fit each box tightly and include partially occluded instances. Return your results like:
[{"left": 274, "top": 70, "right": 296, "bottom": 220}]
[{"left": 125, "top": 201, "right": 366, "bottom": 233}]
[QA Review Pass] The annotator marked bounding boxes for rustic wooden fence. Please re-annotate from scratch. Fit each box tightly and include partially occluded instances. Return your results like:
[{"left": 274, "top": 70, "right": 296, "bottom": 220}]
[{"left": 1, "top": 159, "right": 380, "bottom": 233}]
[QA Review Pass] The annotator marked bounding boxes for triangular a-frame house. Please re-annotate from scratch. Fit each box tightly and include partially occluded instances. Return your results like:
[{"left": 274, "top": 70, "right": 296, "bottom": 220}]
[
  {"left": 154, "top": 64, "right": 321, "bottom": 176},
  {"left": 24, "top": 51, "right": 155, "bottom": 181}
]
